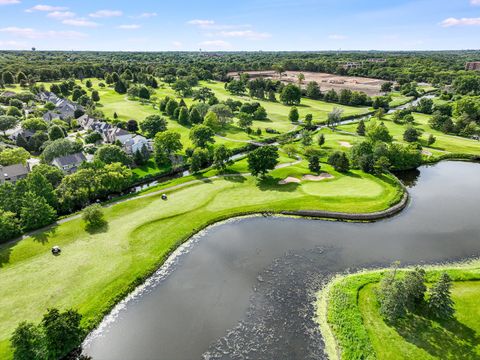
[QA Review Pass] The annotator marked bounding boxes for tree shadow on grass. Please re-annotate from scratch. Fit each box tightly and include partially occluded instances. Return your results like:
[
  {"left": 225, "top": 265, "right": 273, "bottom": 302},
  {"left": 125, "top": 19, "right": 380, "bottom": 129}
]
[
  {"left": 31, "top": 226, "right": 58, "bottom": 244},
  {"left": 193, "top": 174, "right": 213, "bottom": 183},
  {"left": 394, "top": 313, "right": 479, "bottom": 359},
  {"left": 256, "top": 176, "right": 300, "bottom": 192},
  {"left": 85, "top": 221, "right": 109, "bottom": 235},
  {"left": 222, "top": 172, "right": 247, "bottom": 183},
  {"left": 0, "top": 244, "right": 12, "bottom": 268}
]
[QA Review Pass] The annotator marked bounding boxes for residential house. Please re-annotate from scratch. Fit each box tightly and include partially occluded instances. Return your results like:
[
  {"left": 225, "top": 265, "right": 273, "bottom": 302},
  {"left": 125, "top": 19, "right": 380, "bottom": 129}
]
[
  {"left": 43, "top": 111, "right": 62, "bottom": 123},
  {"left": 9, "top": 128, "right": 35, "bottom": 143},
  {"left": 0, "top": 164, "right": 29, "bottom": 183},
  {"left": 38, "top": 91, "right": 82, "bottom": 120},
  {"left": 51, "top": 152, "right": 87, "bottom": 173},
  {"left": 105, "top": 127, "right": 131, "bottom": 143},
  {"left": 118, "top": 134, "right": 152, "bottom": 155}
]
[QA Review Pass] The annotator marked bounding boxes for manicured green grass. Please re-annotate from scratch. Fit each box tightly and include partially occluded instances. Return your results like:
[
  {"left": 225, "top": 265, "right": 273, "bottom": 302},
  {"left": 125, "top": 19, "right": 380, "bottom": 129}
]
[
  {"left": 339, "top": 113, "right": 480, "bottom": 156},
  {"left": 0, "top": 161, "right": 402, "bottom": 359},
  {"left": 360, "top": 281, "right": 480, "bottom": 359},
  {"left": 316, "top": 262, "right": 480, "bottom": 360},
  {"left": 131, "top": 159, "right": 172, "bottom": 178},
  {"left": 389, "top": 92, "right": 413, "bottom": 107}
]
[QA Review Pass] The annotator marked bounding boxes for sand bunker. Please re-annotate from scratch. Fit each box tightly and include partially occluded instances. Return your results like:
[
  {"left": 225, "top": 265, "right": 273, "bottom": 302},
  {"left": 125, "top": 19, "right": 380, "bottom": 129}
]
[
  {"left": 339, "top": 141, "right": 352, "bottom": 148},
  {"left": 302, "top": 173, "right": 334, "bottom": 181},
  {"left": 278, "top": 177, "right": 301, "bottom": 185}
]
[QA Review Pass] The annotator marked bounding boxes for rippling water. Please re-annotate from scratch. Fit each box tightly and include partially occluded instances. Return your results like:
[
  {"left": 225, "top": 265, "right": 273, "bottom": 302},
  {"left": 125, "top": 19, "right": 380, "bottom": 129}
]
[{"left": 83, "top": 161, "right": 480, "bottom": 360}]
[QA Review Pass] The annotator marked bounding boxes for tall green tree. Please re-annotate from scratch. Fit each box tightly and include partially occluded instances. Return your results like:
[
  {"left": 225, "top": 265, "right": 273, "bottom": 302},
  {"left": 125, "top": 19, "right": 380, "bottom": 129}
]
[
  {"left": 428, "top": 273, "right": 455, "bottom": 319},
  {"left": 189, "top": 124, "right": 215, "bottom": 148},
  {"left": 247, "top": 145, "right": 279, "bottom": 177}
]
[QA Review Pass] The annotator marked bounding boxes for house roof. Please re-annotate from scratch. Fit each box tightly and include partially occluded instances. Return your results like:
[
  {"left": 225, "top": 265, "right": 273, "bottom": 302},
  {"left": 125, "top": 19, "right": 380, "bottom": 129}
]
[
  {"left": 0, "top": 164, "right": 29, "bottom": 181},
  {"left": 52, "top": 152, "right": 86, "bottom": 167}
]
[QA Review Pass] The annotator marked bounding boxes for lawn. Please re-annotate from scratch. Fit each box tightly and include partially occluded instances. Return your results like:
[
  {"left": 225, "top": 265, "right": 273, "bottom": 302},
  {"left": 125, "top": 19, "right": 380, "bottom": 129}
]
[
  {"left": 338, "top": 113, "right": 480, "bottom": 156},
  {"left": 0, "top": 160, "right": 403, "bottom": 359},
  {"left": 316, "top": 263, "right": 480, "bottom": 360},
  {"left": 360, "top": 281, "right": 480, "bottom": 359}
]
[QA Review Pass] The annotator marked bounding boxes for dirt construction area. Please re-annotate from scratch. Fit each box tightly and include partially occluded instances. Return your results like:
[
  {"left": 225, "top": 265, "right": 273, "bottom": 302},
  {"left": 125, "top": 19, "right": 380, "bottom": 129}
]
[{"left": 228, "top": 70, "right": 387, "bottom": 96}]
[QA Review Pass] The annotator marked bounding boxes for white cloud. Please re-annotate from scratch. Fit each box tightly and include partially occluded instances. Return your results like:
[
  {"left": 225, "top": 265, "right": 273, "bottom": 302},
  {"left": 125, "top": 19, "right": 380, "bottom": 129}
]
[
  {"left": 172, "top": 41, "right": 182, "bottom": 49},
  {"left": 188, "top": 19, "right": 215, "bottom": 27},
  {"left": 440, "top": 17, "right": 480, "bottom": 27},
  {"left": 329, "top": 34, "right": 347, "bottom": 40},
  {"left": 218, "top": 30, "right": 271, "bottom": 40},
  {"left": 0, "top": 40, "right": 27, "bottom": 48},
  {"left": 199, "top": 40, "right": 232, "bottom": 49},
  {"left": 0, "top": 0, "right": 20, "bottom": 5},
  {"left": 131, "top": 12, "right": 157, "bottom": 19},
  {"left": 89, "top": 9, "right": 122, "bottom": 18},
  {"left": 471, "top": 0, "right": 480, "bottom": 5},
  {"left": 26, "top": 4, "right": 67, "bottom": 12},
  {"left": 0, "top": 26, "right": 87, "bottom": 39},
  {"left": 47, "top": 11, "right": 75, "bottom": 19},
  {"left": 118, "top": 24, "right": 141, "bottom": 29},
  {"left": 62, "top": 18, "right": 99, "bottom": 27}
]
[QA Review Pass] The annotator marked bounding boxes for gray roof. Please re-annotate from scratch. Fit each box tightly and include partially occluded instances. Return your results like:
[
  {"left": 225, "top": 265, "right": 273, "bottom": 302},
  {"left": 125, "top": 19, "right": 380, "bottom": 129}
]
[
  {"left": 52, "top": 152, "right": 86, "bottom": 167},
  {"left": 0, "top": 164, "right": 29, "bottom": 181}
]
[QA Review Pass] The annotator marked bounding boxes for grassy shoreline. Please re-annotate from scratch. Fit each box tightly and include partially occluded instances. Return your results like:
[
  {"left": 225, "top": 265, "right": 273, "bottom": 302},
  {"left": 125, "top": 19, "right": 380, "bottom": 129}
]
[
  {"left": 0, "top": 159, "right": 403, "bottom": 358},
  {"left": 315, "top": 259, "right": 480, "bottom": 360}
]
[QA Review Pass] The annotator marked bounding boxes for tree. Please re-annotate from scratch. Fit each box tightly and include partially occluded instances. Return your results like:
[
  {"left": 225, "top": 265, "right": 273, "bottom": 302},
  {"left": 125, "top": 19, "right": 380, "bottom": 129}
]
[
  {"left": 213, "top": 144, "right": 233, "bottom": 171},
  {"left": 42, "top": 139, "right": 83, "bottom": 163},
  {"left": 403, "top": 126, "right": 420, "bottom": 143},
  {"left": 367, "top": 122, "right": 393, "bottom": 143},
  {"left": 0, "top": 115, "right": 18, "bottom": 135},
  {"left": 20, "top": 192, "right": 57, "bottom": 231},
  {"left": 308, "top": 155, "right": 321, "bottom": 174},
  {"left": 30, "top": 164, "right": 64, "bottom": 187},
  {"left": 416, "top": 98, "right": 434, "bottom": 114},
  {"left": 95, "top": 145, "right": 132, "bottom": 165},
  {"left": 428, "top": 273, "right": 455, "bottom": 319},
  {"left": 114, "top": 80, "right": 127, "bottom": 94},
  {"left": 22, "top": 118, "right": 48, "bottom": 131},
  {"left": 91, "top": 90, "right": 100, "bottom": 102},
  {"left": 272, "top": 64, "right": 285, "bottom": 80},
  {"left": 283, "top": 144, "right": 296, "bottom": 157},
  {"left": 178, "top": 107, "right": 189, "bottom": 125},
  {"left": 138, "top": 86, "right": 150, "bottom": 100},
  {"left": 189, "top": 107, "right": 203, "bottom": 124},
  {"left": 0, "top": 210, "right": 21, "bottom": 241},
  {"left": 72, "top": 88, "right": 84, "bottom": 102},
  {"left": 328, "top": 151, "right": 350, "bottom": 172},
  {"left": 280, "top": 84, "right": 301, "bottom": 105},
  {"left": 172, "top": 79, "right": 192, "bottom": 97},
  {"left": 305, "top": 113, "right": 313, "bottom": 128},
  {"left": 82, "top": 204, "right": 106, "bottom": 230},
  {"left": 0, "top": 147, "right": 30, "bottom": 166},
  {"left": 356, "top": 120, "right": 366, "bottom": 136},
  {"left": 2, "top": 71, "right": 14, "bottom": 84},
  {"left": 317, "top": 133, "right": 325, "bottom": 147},
  {"left": 253, "top": 106, "right": 268, "bottom": 120},
  {"left": 203, "top": 111, "right": 221, "bottom": 131},
  {"left": 126, "top": 119, "right": 138, "bottom": 132},
  {"left": 189, "top": 124, "right": 215, "bottom": 148},
  {"left": 48, "top": 125, "right": 66, "bottom": 141},
  {"left": 154, "top": 130, "right": 183, "bottom": 166},
  {"left": 327, "top": 108, "right": 344, "bottom": 129},
  {"left": 42, "top": 308, "right": 83, "bottom": 360},
  {"left": 226, "top": 80, "right": 246, "bottom": 95},
  {"left": 7, "top": 106, "right": 22, "bottom": 118},
  {"left": 10, "top": 321, "right": 42, "bottom": 360},
  {"left": 306, "top": 81, "right": 321, "bottom": 99},
  {"left": 403, "top": 267, "right": 427, "bottom": 311},
  {"left": 297, "top": 73, "right": 305, "bottom": 88},
  {"left": 301, "top": 130, "right": 313, "bottom": 146},
  {"left": 378, "top": 271, "right": 407, "bottom": 322},
  {"left": 193, "top": 87, "right": 214, "bottom": 103},
  {"left": 85, "top": 79, "right": 93, "bottom": 88},
  {"left": 237, "top": 112, "right": 253, "bottom": 130},
  {"left": 189, "top": 148, "right": 210, "bottom": 173},
  {"left": 381, "top": 82, "right": 393, "bottom": 93},
  {"left": 166, "top": 99, "right": 179, "bottom": 117},
  {"left": 209, "top": 104, "right": 234, "bottom": 128},
  {"left": 288, "top": 106, "right": 299, "bottom": 123},
  {"left": 427, "top": 134, "right": 436, "bottom": 146},
  {"left": 140, "top": 115, "right": 167, "bottom": 138},
  {"left": 247, "top": 145, "right": 279, "bottom": 177}
]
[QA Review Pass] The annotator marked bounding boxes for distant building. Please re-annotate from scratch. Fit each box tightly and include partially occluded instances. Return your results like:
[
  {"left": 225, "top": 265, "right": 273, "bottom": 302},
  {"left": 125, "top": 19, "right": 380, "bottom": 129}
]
[
  {"left": 367, "top": 58, "right": 387, "bottom": 63},
  {"left": 0, "top": 164, "right": 29, "bottom": 183},
  {"left": 9, "top": 128, "right": 35, "bottom": 143},
  {"left": 51, "top": 152, "right": 87, "bottom": 173},
  {"left": 342, "top": 62, "right": 362, "bottom": 70},
  {"left": 465, "top": 62, "right": 480, "bottom": 71}
]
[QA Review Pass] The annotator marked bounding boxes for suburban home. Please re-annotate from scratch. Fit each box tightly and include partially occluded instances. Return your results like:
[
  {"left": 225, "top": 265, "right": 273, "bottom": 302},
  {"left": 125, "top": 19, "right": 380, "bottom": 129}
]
[
  {"left": 105, "top": 127, "right": 131, "bottom": 143},
  {"left": 38, "top": 91, "right": 82, "bottom": 120},
  {"left": 118, "top": 134, "right": 152, "bottom": 155},
  {"left": 77, "top": 114, "right": 97, "bottom": 130},
  {"left": 9, "top": 128, "right": 35, "bottom": 143},
  {"left": 43, "top": 111, "right": 62, "bottom": 123},
  {"left": 51, "top": 152, "right": 87, "bottom": 173},
  {"left": 0, "top": 164, "right": 29, "bottom": 183}
]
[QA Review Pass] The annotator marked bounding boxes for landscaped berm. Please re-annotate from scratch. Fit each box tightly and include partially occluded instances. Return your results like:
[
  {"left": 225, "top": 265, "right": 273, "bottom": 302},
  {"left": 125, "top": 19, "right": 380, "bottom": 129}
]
[
  {"left": 316, "top": 261, "right": 480, "bottom": 360},
  {"left": 0, "top": 160, "right": 403, "bottom": 358}
]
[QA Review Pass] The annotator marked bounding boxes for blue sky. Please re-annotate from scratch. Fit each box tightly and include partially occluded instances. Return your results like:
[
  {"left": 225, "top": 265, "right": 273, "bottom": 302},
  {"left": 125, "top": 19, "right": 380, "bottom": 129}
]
[{"left": 0, "top": 0, "right": 479, "bottom": 51}]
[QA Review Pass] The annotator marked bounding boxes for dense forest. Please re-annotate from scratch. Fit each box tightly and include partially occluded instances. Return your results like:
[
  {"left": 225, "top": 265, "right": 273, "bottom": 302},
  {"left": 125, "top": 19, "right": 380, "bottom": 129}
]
[{"left": 1, "top": 50, "right": 480, "bottom": 85}]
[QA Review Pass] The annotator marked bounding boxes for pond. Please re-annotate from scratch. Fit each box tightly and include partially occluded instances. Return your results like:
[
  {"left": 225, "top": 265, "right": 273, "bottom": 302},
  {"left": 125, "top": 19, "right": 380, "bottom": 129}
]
[{"left": 83, "top": 161, "right": 480, "bottom": 360}]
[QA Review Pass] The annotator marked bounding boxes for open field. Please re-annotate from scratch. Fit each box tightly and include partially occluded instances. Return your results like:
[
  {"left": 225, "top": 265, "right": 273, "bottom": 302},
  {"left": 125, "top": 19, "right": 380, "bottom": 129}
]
[
  {"left": 316, "top": 262, "right": 480, "bottom": 360},
  {"left": 228, "top": 70, "right": 389, "bottom": 96},
  {"left": 0, "top": 158, "right": 403, "bottom": 358}
]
